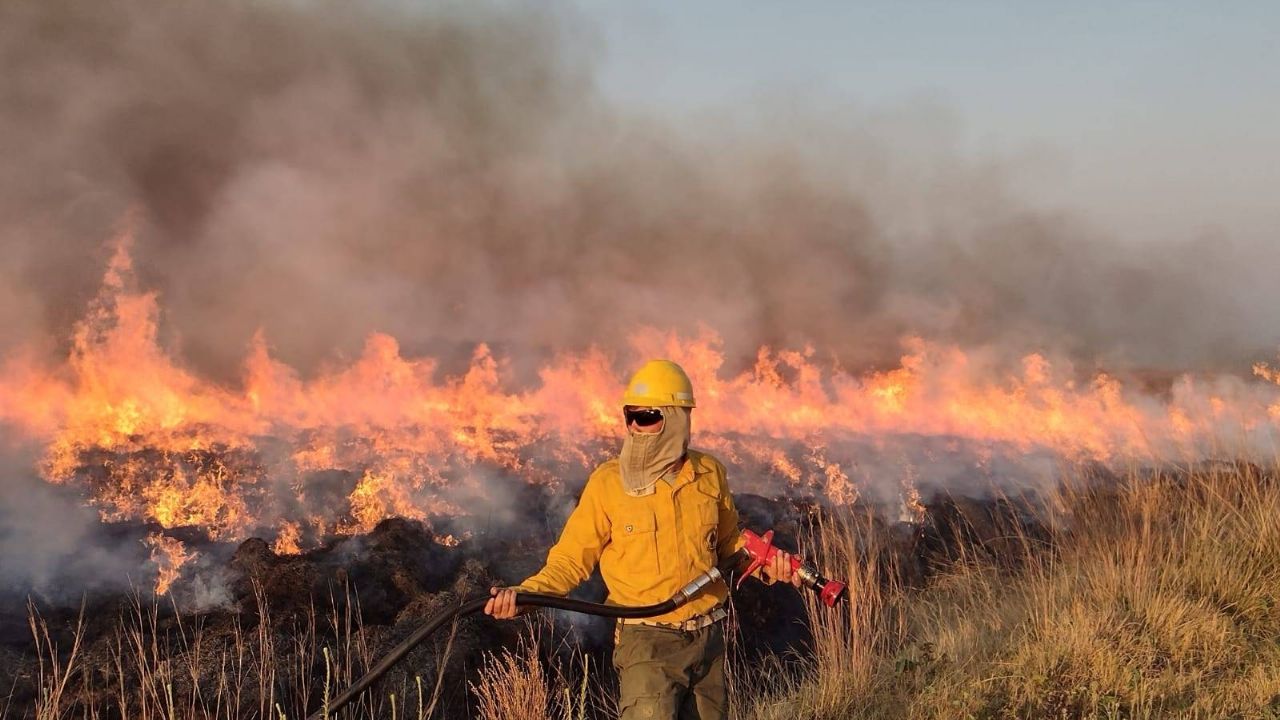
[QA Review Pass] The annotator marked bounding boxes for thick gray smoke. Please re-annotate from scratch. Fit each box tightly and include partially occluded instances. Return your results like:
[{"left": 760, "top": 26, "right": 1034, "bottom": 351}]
[
  {"left": 1, "top": 0, "right": 1276, "bottom": 384},
  {"left": 0, "top": 440, "right": 144, "bottom": 601}
]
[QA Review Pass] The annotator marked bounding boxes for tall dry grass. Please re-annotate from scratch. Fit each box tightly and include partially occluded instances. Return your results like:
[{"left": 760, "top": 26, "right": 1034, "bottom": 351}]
[
  {"left": 15, "top": 581, "right": 453, "bottom": 720},
  {"left": 750, "top": 462, "right": 1280, "bottom": 719},
  {"left": 733, "top": 509, "right": 905, "bottom": 720},
  {"left": 471, "top": 621, "right": 607, "bottom": 720},
  {"left": 15, "top": 585, "right": 593, "bottom": 720}
]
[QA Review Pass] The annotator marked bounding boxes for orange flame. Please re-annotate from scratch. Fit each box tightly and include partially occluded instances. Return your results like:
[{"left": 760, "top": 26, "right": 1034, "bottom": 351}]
[
  {"left": 144, "top": 532, "right": 194, "bottom": 596},
  {"left": 3, "top": 229, "right": 1280, "bottom": 593}
]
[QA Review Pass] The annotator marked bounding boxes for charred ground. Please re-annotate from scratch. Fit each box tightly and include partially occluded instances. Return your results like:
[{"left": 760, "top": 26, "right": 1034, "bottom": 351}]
[{"left": 0, "top": 470, "right": 1072, "bottom": 719}]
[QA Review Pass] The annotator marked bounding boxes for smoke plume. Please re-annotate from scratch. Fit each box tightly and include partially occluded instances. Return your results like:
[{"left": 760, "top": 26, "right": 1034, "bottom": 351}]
[{"left": 1, "top": 0, "right": 1277, "bottom": 385}]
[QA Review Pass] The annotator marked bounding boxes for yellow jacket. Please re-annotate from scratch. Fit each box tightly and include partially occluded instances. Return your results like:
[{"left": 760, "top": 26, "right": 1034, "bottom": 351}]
[{"left": 518, "top": 449, "right": 743, "bottom": 624}]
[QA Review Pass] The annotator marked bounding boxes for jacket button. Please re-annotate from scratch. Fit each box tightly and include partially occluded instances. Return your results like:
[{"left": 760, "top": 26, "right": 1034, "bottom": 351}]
[{"left": 625, "top": 524, "right": 634, "bottom": 533}]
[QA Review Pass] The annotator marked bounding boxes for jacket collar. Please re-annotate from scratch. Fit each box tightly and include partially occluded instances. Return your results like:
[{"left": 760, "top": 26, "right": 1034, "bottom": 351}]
[{"left": 669, "top": 449, "right": 712, "bottom": 493}]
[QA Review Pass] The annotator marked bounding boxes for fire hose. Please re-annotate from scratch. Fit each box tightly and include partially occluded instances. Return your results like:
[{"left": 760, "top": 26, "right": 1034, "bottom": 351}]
[{"left": 309, "top": 531, "right": 846, "bottom": 720}]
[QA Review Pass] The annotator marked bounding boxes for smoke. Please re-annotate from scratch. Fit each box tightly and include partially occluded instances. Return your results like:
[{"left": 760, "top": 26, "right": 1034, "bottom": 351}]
[
  {"left": 0, "top": 439, "right": 143, "bottom": 601},
  {"left": 1, "top": 0, "right": 1277, "bottom": 388}
]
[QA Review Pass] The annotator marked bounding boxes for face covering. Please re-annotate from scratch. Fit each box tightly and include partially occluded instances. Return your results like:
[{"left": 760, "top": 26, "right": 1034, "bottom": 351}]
[{"left": 619, "top": 406, "right": 691, "bottom": 497}]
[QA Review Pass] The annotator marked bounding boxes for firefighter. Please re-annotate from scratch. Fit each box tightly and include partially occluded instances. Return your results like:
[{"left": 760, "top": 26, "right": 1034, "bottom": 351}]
[{"left": 485, "top": 359, "right": 801, "bottom": 719}]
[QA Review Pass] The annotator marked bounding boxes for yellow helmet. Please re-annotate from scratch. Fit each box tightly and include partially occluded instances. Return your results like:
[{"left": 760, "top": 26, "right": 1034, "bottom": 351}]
[{"left": 622, "top": 359, "right": 696, "bottom": 408}]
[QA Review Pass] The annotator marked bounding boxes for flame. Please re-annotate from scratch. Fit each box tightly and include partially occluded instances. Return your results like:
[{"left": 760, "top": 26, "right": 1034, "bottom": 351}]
[
  {"left": 899, "top": 477, "right": 927, "bottom": 526},
  {"left": 435, "top": 533, "right": 465, "bottom": 548},
  {"left": 145, "top": 532, "right": 194, "bottom": 596},
  {"left": 273, "top": 521, "right": 302, "bottom": 556},
  {"left": 4, "top": 229, "right": 1280, "bottom": 594}
]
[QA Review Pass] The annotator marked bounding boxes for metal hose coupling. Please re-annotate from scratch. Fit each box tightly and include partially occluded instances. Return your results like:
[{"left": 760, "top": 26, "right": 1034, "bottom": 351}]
[{"left": 672, "top": 567, "right": 724, "bottom": 607}]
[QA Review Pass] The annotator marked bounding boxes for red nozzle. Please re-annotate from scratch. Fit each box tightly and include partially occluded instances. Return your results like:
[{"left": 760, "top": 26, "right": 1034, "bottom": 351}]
[
  {"left": 738, "top": 528, "right": 848, "bottom": 607},
  {"left": 736, "top": 529, "right": 775, "bottom": 589},
  {"left": 818, "top": 580, "right": 847, "bottom": 607}
]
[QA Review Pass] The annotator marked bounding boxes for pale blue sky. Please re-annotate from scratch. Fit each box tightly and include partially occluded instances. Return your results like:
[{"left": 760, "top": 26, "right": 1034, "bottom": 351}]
[{"left": 579, "top": 1, "right": 1279, "bottom": 245}]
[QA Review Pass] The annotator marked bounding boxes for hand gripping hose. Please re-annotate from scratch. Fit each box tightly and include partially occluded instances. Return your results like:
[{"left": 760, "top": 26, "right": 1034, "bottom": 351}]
[{"left": 308, "top": 566, "right": 728, "bottom": 720}]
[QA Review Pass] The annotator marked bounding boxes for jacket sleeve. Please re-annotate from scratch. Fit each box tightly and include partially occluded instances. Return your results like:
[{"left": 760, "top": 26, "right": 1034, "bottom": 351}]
[
  {"left": 716, "top": 462, "right": 775, "bottom": 585},
  {"left": 516, "top": 473, "right": 610, "bottom": 596}
]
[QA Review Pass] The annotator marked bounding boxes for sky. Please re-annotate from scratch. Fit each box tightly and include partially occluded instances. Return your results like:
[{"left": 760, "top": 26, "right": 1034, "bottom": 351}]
[{"left": 581, "top": 1, "right": 1280, "bottom": 247}]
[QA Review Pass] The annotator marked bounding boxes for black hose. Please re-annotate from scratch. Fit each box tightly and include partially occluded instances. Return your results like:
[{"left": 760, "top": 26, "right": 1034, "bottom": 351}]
[{"left": 308, "top": 580, "right": 728, "bottom": 720}]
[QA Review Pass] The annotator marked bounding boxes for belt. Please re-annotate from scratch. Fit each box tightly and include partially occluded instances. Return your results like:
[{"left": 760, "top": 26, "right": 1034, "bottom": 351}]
[{"left": 619, "top": 606, "right": 727, "bottom": 632}]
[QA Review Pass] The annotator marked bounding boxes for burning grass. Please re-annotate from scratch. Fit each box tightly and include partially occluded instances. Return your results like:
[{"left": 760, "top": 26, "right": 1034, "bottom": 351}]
[
  {"left": 5, "top": 228, "right": 1279, "bottom": 719},
  {"left": 8, "top": 231, "right": 1280, "bottom": 603}
]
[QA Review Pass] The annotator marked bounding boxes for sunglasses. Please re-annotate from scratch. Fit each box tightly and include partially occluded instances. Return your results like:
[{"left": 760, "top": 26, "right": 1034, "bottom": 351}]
[{"left": 623, "top": 407, "right": 664, "bottom": 427}]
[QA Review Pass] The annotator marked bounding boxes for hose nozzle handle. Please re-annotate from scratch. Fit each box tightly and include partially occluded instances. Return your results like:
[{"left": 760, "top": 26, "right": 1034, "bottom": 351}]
[{"left": 737, "top": 528, "right": 849, "bottom": 607}]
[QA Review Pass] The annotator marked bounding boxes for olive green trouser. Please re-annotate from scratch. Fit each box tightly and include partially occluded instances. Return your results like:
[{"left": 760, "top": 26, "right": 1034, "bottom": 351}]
[{"left": 612, "top": 621, "right": 726, "bottom": 720}]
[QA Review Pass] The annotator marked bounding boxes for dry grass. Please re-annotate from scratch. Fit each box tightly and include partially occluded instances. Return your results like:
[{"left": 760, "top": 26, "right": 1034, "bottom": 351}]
[
  {"left": 14, "top": 585, "right": 588, "bottom": 720},
  {"left": 15, "top": 581, "right": 450, "bottom": 720},
  {"left": 733, "top": 509, "right": 903, "bottom": 720},
  {"left": 750, "top": 462, "right": 1280, "bottom": 719},
  {"left": 471, "top": 623, "right": 607, "bottom": 720},
  {"left": 472, "top": 636, "right": 553, "bottom": 720},
  {"left": 26, "top": 599, "right": 86, "bottom": 720}
]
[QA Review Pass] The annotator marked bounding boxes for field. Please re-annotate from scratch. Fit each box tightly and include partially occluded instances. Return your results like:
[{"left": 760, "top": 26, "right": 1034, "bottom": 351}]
[{"left": 14, "top": 460, "right": 1280, "bottom": 720}]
